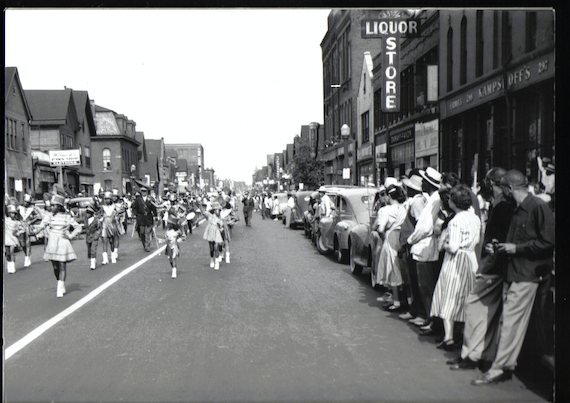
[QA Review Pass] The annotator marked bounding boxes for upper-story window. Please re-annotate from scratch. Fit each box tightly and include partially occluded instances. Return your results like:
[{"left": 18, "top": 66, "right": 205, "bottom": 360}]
[
  {"left": 460, "top": 16, "right": 467, "bottom": 85},
  {"left": 476, "top": 11, "right": 484, "bottom": 77},
  {"left": 447, "top": 27, "right": 453, "bottom": 92},
  {"left": 103, "top": 148, "right": 112, "bottom": 171},
  {"left": 361, "top": 111, "right": 370, "bottom": 143},
  {"left": 85, "top": 146, "right": 91, "bottom": 168}
]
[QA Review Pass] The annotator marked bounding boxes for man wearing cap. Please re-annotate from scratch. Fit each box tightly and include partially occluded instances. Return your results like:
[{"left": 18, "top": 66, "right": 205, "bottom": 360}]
[
  {"left": 18, "top": 193, "right": 43, "bottom": 267},
  {"left": 404, "top": 167, "right": 444, "bottom": 335},
  {"left": 472, "top": 169, "right": 554, "bottom": 385},
  {"left": 132, "top": 186, "right": 157, "bottom": 252}
]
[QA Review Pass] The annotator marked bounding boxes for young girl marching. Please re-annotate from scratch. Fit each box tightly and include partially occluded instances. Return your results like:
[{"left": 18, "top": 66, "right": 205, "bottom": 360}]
[
  {"left": 200, "top": 200, "right": 225, "bottom": 270},
  {"left": 32, "top": 194, "right": 82, "bottom": 297},
  {"left": 163, "top": 214, "right": 185, "bottom": 278},
  {"left": 101, "top": 191, "right": 120, "bottom": 264},
  {"left": 84, "top": 205, "right": 102, "bottom": 270},
  {"left": 220, "top": 196, "right": 238, "bottom": 264},
  {"left": 5, "top": 204, "right": 26, "bottom": 273}
]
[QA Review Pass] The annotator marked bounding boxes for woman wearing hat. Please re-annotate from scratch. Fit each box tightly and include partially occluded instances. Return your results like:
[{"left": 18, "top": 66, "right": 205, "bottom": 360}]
[
  {"left": 5, "top": 203, "right": 26, "bottom": 273},
  {"left": 163, "top": 212, "right": 186, "bottom": 278},
  {"left": 199, "top": 200, "right": 225, "bottom": 270},
  {"left": 101, "top": 191, "right": 120, "bottom": 264},
  {"left": 220, "top": 195, "right": 238, "bottom": 264},
  {"left": 32, "top": 194, "right": 82, "bottom": 297}
]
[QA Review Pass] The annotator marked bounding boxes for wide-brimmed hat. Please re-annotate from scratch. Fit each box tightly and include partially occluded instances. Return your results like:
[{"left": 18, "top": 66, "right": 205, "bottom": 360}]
[
  {"left": 211, "top": 201, "right": 222, "bottom": 210},
  {"left": 7, "top": 204, "right": 18, "bottom": 214},
  {"left": 402, "top": 174, "right": 423, "bottom": 192},
  {"left": 545, "top": 163, "right": 555, "bottom": 174},
  {"left": 103, "top": 191, "right": 113, "bottom": 199},
  {"left": 419, "top": 167, "right": 442, "bottom": 189},
  {"left": 51, "top": 194, "right": 65, "bottom": 206}
]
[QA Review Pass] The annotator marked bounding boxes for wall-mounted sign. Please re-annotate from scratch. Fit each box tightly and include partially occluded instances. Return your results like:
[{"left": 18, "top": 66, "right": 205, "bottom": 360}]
[
  {"left": 361, "top": 19, "right": 421, "bottom": 38},
  {"left": 49, "top": 149, "right": 80, "bottom": 167},
  {"left": 390, "top": 127, "right": 414, "bottom": 145}
]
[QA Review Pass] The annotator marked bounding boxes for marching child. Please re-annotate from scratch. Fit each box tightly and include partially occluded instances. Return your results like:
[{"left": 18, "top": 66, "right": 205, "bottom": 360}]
[
  {"left": 163, "top": 214, "right": 185, "bottom": 278},
  {"left": 5, "top": 204, "right": 26, "bottom": 273},
  {"left": 200, "top": 200, "right": 225, "bottom": 270},
  {"left": 84, "top": 206, "right": 101, "bottom": 270}
]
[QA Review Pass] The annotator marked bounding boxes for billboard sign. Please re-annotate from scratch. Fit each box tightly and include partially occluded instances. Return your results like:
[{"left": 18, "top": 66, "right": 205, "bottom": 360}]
[{"left": 49, "top": 149, "right": 80, "bottom": 166}]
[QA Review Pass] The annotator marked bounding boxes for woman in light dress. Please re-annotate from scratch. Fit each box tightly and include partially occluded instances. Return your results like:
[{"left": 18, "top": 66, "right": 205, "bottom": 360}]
[
  {"left": 430, "top": 184, "right": 481, "bottom": 351},
  {"left": 100, "top": 191, "right": 121, "bottom": 264},
  {"left": 33, "top": 193, "right": 82, "bottom": 297},
  {"left": 373, "top": 184, "right": 408, "bottom": 311}
]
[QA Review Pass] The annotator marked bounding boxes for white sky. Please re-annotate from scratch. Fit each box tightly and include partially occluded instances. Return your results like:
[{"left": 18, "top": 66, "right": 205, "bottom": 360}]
[{"left": 5, "top": 8, "right": 331, "bottom": 184}]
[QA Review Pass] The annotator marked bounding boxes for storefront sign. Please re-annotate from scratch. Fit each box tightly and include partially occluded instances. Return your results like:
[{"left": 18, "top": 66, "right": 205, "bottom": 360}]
[
  {"left": 357, "top": 143, "right": 373, "bottom": 160},
  {"left": 390, "top": 127, "right": 414, "bottom": 145},
  {"left": 443, "top": 50, "right": 554, "bottom": 119},
  {"left": 49, "top": 149, "right": 80, "bottom": 167},
  {"left": 375, "top": 144, "right": 387, "bottom": 164},
  {"left": 275, "top": 154, "right": 281, "bottom": 178},
  {"left": 361, "top": 18, "right": 421, "bottom": 38},
  {"left": 415, "top": 119, "right": 439, "bottom": 158},
  {"left": 382, "top": 35, "right": 400, "bottom": 112}
]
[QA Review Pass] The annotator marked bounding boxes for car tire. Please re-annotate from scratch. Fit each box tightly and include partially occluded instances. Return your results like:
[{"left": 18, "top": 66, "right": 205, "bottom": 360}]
[
  {"left": 316, "top": 232, "right": 330, "bottom": 255},
  {"left": 349, "top": 240, "right": 363, "bottom": 274},
  {"left": 335, "top": 238, "right": 348, "bottom": 264}
]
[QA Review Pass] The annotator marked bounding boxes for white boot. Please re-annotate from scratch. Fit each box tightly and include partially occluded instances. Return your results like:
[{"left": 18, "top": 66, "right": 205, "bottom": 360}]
[
  {"left": 102, "top": 252, "right": 109, "bottom": 265},
  {"left": 24, "top": 256, "right": 32, "bottom": 267},
  {"left": 214, "top": 260, "right": 220, "bottom": 270},
  {"left": 61, "top": 281, "right": 66, "bottom": 294},
  {"left": 225, "top": 252, "right": 230, "bottom": 264},
  {"left": 90, "top": 258, "right": 96, "bottom": 270},
  {"left": 7, "top": 261, "right": 16, "bottom": 273},
  {"left": 210, "top": 258, "right": 215, "bottom": 268},
  {"left": 56, "top": 280, "right": 64, "bottom": 298},
  {"left": 111, "top": 250, "right": 117, "bottom": 264},
  {"left": 171, "top": 267, "right": 177, "bottom": 278}
]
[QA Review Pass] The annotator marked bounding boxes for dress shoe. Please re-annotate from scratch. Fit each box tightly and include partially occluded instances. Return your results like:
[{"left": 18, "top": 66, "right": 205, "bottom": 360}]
[
  {"left": 377, "top": 293, "right": 393, "bottom": 302},
  {"left": 420, "top": 323, "right": 432, "bottom": 331},
  {"left": 381, "top": 302, "right": 393, "bottom": 311},
  {"left": 410, "top": 317, "right": 427, "bottom": 326},
  {"left": 399, "top": 312, "right": 414, "bottom": 320},
  {"left": 471, "top": 370, "right": 512, "bottom": 385},
  {"left": 419, "top": 328, "right": 436, "bottom": 336},
  {"left": 388, "top": 304, "right": 404, "bottom": 312},
  {"left": 436, "top": 340, "right": 454, "bottom": 351},
  {"left": 446, "top": 356, "right": 462, "bottom": 365},
  {"left": 450, "top": 358, "right": 478, "bottom": 370}
]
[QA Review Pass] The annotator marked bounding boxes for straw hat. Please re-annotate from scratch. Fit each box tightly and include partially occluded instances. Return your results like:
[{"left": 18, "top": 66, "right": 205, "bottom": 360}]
[
  {"left": 103, "top": 191, "right": 113, "bottom": 200},
  {"left": 402, "top": 174, "right": 423, "bottom": 192},
  {"left": 211, "top": 201, "right": 222, "bottom": 210},
  {"left": 419, "top": 167, "right": 442, "bottom": 189}
]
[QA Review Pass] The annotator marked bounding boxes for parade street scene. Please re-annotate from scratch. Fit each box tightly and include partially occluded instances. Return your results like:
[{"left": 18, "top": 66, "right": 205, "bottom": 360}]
[{"left": 4, "top": 7, "right": 561, "bottom": 403}]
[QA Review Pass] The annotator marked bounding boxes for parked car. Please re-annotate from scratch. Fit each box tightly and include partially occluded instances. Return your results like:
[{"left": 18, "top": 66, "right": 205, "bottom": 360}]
[
  {"left": 306, "top": 185, "right": 354, "bottom": 241},
  {"left": 315, "top": 187, "right": 379, "bottom": 264},
  {"left": 347, "top": 190, "right": 385, "bottom": 277},
  {"left": 283, "top": 190, "right": 312, "bottom": 229}
]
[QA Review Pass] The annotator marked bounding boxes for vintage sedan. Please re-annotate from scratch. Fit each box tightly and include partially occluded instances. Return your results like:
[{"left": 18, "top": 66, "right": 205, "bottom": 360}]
[
  {"left": 346, "top": 190, "right": 386, "bottom": 278},
  {"left": 271, "top": 192, "right": 289, "bottom": 219},
  {"left": 283, "top": 190, "right": 312, "bottom": 229},
  {"left": 315, "top": 187, "right": 379, "bottom": 264}
]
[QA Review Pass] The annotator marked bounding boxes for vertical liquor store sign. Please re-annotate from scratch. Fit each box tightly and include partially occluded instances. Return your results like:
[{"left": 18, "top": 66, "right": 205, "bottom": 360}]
[{"left": 361, "top": 18, "right": 421, "bottom": 112}]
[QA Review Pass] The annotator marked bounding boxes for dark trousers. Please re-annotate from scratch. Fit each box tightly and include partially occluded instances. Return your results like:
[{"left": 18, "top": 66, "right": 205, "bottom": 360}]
[
  {"left": 244, "top": 210, "right": 253, "bottom": 226},
  {"left": 86, "top": 240, "right": 98, "bottom": 258},
  {"left": 405, "top": 251, "right": 426, "bottom": 318},
  {"left": 138, "top": 224, "right": 152, "bottom": 251},
  {"left": 415, "top": 260, "right": 440, "bottom": 319}
]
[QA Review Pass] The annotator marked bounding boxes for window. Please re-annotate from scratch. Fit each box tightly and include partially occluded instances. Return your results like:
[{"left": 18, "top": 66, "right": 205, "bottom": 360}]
[
  {"left": 460, "top": 16, "right": 467, "bottom": 85},
  {"left": 361, "top": 111, "right": 370, "bottom": 143},
  {"left": 476, "top": 11, "right": 484, "bottom": 77},
  {"left": 447, "top": 27, "right": 453, "bottom": 92},
  {"left": 85, "top": 146, "right": 91, "bottom": 168},
  {"left": 493, "top": 11, "right": 499, "bottom": 69},
  {"left": 103, "top": 148, "right": 111, "bottom": 171},
  {"left": 6, "top": 118, "right": 17, "bottom": 151},
  {"left": 21, "top": 123, "right": 26, "bottom": 152},
  {"left": 526, "top": 12, "right": 537, "bottom": 52}
]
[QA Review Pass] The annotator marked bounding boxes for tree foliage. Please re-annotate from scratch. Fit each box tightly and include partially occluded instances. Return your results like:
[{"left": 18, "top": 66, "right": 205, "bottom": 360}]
[{"left": 292, "top": 137, "right": 323, "bottom": 190}]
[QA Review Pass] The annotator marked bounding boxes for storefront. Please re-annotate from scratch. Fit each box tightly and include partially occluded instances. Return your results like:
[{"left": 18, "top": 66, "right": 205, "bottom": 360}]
[
  {"left": 415, "top": 119, "right": 439, "bottom": 170},
  {"left": 440, "top": 49, "right": 555, "bottom": 183},
  {"left": 357, "top": 143, "right": 374, "bottom": 186},
  {"left": 388, "top": 125, "right": 415, "bottom": 179}
]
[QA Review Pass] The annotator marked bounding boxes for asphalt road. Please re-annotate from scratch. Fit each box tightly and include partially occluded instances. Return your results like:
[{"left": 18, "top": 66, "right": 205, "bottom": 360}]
[{"left": 4, "top": 210, "right": 553, "bottom": 403}]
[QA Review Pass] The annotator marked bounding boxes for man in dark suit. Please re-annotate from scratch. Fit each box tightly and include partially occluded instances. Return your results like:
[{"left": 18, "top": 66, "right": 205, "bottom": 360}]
[
  {"left": 132, "top": 186, "right": 157, "bottom": 251},
  {"left": 242, "top": 191, "right": 255, "bottom": 226}
]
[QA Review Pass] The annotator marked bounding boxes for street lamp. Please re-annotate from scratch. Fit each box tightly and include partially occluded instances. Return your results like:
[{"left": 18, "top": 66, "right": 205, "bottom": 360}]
[{"left": 341, "top": 124, "right": 351, "bottom": 184}]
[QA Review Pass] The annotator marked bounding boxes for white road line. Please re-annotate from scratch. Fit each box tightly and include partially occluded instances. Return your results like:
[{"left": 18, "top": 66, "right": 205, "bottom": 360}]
[{"left": 5, "top": 244, "right": 167, "bottom": 360}]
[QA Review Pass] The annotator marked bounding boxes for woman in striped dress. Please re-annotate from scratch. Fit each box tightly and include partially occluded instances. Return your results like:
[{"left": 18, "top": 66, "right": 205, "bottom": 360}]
[
  {"left": 33, "top": 194, "right": 82, "bottom": 297},
  {"left": 430, "top": 184, "right": 481, "bottom": 351}
]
